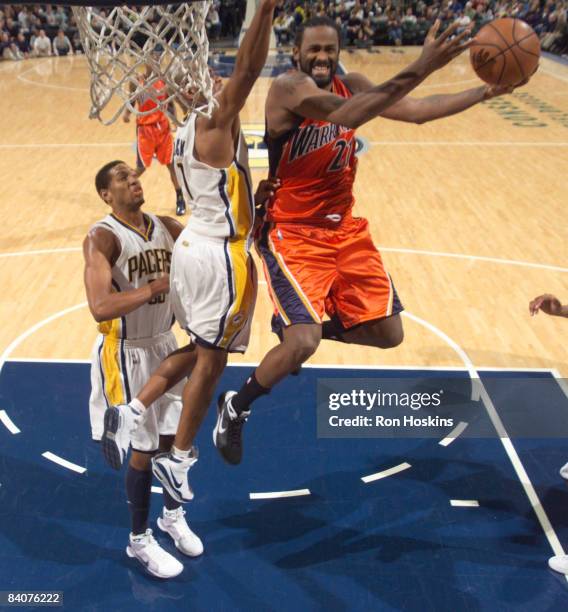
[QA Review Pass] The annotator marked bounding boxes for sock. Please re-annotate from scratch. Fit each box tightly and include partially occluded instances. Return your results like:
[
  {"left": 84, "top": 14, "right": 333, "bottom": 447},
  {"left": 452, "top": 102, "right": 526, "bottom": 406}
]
[
  {"left": 163, "top": 491, "right": 181, "bottom": 511},
  {"left": 172, "top": 445, "right": 191, "bottom": 459},
  {"left": 129, "top": 398, "right": 146, "bottom": 413},
  {"left": 176, "top": 188, "right": 183, "bottom": 199},
  {"left": 125, "top": 466, "right": 152, "bottom": 536},
  {"left": 322, "top": 319, "right": 347, "bottom": 343},
  {"left": 232, "top": 371, "right": 270, "bottom": 414}
]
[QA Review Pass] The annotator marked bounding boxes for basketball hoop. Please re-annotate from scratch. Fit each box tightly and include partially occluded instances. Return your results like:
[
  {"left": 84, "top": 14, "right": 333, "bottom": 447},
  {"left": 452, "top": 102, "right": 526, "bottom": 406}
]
[{"left": 71, "top": 1, "right": 215, "bottom": 126}]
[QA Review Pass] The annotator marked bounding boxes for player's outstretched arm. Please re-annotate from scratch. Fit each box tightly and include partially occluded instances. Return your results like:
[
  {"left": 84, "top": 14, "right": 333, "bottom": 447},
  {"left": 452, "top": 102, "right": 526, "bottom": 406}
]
[
  {"left": 210, "top": 0, "right": 277, "bottom": 127},
  {"left": 83, "top": 228, "right": 169, "bottom": 322},
  {"left": 529, "top": 294, "right": 568, "bottom": 318},
  {"left": 345, "top": 71, "right": 520, "bottom": 124},
  {"left": 271, "top": 20, "right": 472, "bottom": 130}
]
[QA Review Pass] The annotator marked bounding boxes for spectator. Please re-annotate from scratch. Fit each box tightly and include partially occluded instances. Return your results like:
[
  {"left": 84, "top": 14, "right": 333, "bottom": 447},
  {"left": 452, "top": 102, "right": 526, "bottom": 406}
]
[
  {"left": 387, "top": 8, "right": 402, "bottom": 46},
  {"left": 52, "top": 29, "right": 73, "bottom": 56},
  {"left": 274, "top": 10, "right": 295, "bottom": 46},
  {"left": 14, "top": 32, "right": 31, "bottom": 59},
  {"left": 346, "top": 8, "right": 362, "bottom": 45},
  {"left": 206, "top": 4, "right": 221, "bottom": 41},
  {"left": 33, "top": 29, "right": 52, "bottom": 56}
]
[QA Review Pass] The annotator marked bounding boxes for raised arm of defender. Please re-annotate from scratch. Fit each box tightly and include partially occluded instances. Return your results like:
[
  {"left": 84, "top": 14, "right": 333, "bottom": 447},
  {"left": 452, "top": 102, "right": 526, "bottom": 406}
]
[
  {"left": 208, "top": 0, "right": 277, "bottom": 128},
  {"left": 267, "top": 20, "right": 472, "bottom": 133}
]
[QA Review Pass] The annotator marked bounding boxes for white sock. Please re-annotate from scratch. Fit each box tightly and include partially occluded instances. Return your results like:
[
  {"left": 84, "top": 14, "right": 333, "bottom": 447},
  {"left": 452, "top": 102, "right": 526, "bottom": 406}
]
[
  {"left": 129, "top": 398, "right": 146, "bottom": 413},
  {"left": 172, "top": 445, "right": 191, "bottom": 459}
]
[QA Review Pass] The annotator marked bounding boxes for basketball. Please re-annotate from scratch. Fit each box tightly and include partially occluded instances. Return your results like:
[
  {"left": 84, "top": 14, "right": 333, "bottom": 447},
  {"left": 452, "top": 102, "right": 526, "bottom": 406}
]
[{"left": 470, "top": 18, "right": 540, "bottom": 87}]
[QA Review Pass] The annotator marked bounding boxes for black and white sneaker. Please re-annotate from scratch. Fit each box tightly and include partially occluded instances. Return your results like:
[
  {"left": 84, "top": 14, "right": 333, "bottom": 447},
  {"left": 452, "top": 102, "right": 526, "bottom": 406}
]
[
  {"left": 101, "top": 403, "right": 142, "bottom": 470},
  {"left": 175, "top": 194, "right": 186, "bottom": 216},
  {"left": 213, "top": 391, "right": 250, "bottom": 465}
]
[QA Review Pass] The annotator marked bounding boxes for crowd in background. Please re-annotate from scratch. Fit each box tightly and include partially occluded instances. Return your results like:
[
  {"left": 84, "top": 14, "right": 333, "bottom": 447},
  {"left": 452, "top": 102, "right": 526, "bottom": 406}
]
[
  {"left": 0, "top": 4, "right": 79, "bottom": 59},
  {"left": 1, "top": 1, "right": 567, "bottom": 61},
  {"left": 273, "top": 0, "right": 568, "bottom": 55}
]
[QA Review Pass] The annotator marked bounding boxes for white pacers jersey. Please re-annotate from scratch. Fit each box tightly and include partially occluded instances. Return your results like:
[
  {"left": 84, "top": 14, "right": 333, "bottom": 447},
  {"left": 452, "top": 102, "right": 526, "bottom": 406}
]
[
  {"left": 91, "top": 213, "right": 175, "bottom": 340},
  {"left": 173, "top": 113, "right": 255, "bottom": 242}
]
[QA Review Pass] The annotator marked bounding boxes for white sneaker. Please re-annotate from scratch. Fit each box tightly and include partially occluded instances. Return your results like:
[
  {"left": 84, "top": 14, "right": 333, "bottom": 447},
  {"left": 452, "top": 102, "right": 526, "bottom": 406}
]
[
  {"left": 548, "top": 554, "right": 568, "bottom": 575},
  {"left": 126, "top": 528, "right": 183, "bottom": 579},
  {"left": 559, "top": 462, "right": 568, "bottom": 480},
  {"left": 157, "top": 507, "right": 204, "bottom": 557},
  {"left": 152, "top": 448, "right": 198, "bottom": 504},
  {"left": 101, "top": 404, "right": 142, "bottom": 470}
]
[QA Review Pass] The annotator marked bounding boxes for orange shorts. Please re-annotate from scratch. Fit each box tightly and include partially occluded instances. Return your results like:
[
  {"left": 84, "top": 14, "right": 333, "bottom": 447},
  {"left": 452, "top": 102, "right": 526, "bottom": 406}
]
[
  {"left": 256, "top": 216, "right": 403, "bottom": 335},
  {"left": 136, "top": 119, "right": 173, "bottom": 168}
]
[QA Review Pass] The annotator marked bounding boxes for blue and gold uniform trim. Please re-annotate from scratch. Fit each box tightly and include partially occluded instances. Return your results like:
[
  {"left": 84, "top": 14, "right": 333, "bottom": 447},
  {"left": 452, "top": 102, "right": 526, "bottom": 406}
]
[
  {"left": 110, "top": 213, "right": 155, "bottom": 242},
  {"left": 218, "top": 161, "right": 254, "bottom": 243},
  {"left": 256, "top": 223, "right": 320, "bottom": 334},
  {"left": 97, "top": 335, "right": 132, "bottom": 407}
]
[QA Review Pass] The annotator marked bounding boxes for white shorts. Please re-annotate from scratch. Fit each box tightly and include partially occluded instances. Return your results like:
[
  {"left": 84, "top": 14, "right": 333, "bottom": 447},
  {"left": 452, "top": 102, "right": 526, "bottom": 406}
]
[
  {"left": 170, "top": 231, "right": 257, "bottom": 353},
  {"left": 89, "top": 330, "right": 183, "bottom": 452}
]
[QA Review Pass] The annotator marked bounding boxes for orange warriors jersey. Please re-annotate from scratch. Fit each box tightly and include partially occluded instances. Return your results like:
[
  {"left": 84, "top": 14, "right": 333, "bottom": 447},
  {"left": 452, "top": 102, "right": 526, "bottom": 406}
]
[
  {"left": 266, "top": 76, "right": 357, "bottom": 223},
  {"left": 135, "top": 78, "right": 173, "bottom": 168},
  {"left": 258, "top": 74, "right": 403, "bottom": 336},
  {"left": 136, "top": 78, "right": 169, "bottom": 126}
]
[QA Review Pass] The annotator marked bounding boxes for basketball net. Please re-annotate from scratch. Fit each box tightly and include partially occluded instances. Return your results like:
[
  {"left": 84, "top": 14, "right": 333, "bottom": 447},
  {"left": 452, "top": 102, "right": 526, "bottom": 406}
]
[{"left": 72, "top": 1, "right": 215, "bottom": 126}]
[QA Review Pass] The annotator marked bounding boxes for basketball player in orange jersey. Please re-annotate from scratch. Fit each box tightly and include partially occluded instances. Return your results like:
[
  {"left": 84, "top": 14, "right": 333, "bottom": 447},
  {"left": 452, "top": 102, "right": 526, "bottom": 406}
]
[
  {"left": 215, "top": 16, "right": 521, "bottom": 464},
  {"left": 123, "top": 64, "right": 186, "bottom": 216}
]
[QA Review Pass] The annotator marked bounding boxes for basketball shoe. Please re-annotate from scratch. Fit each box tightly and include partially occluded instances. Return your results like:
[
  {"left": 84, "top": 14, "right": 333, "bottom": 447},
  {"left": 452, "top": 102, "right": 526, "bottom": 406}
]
[
  {"left": 176, "top": 193, "right": 186, "bottom": 216},
  {"left": 549, "top": 554, "right": 568, "bottom": 575},
  {"left": 101, "top": 403, "right": 142, "bottom": 470},
  {"left": 126, "top": 528, "right": 183, "bottom": 579},
  {"left": 213, "top": 391, "right": 250, "bottom": 465},
  {"left": 152, "top": 448, "right": 197, "bottom": 504},
  {"left": 157, "top": 506, "right": 203, "bottom": 557}
]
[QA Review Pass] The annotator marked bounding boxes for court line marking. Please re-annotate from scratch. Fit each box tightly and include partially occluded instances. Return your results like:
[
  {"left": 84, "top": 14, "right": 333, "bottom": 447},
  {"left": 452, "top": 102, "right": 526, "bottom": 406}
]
[
  {"left": 551, "top": 369, "right": 568, "bottom": 400},
  {"left": 362, "top": 462, "right": 411, "bottom": 483},
  {"left": 0, "top": 302, "right": 88, "bottom": 378},
  {"left": 249, "top": 488, "right": 311, "bottom": 500},
  {"left": 401, "top": 311, "right": 481, "bottom": 401},
  {"left": 450, "top": 499, "right": 479, "bottom": 507},
  {"left": 151, "top": 486, "right": 163, "bottom": 494},
  {"left": 2, "top": 245, "right": 566, "bottom": 275},
  {"left": 0, "top": 302, "right": 88, "bottom": 435},
  {"left": 0, "top": 143, "right": 131, "bottom": 150},
  {"left": 540, "top": 66, "right": 568, "bottom": 85},
  {"left": 379, "top": 247, "right": 568, "bottom": 274},
  {"left": 0, "top": 410, "right": 21, "bottom": 435},
  {"left": 0, "top": 247, "right": 82, "bottom": 258},
  {"left": 42, "top": 451, "right": 86, "bottom": 474},
  {"left": 396, "top": 313, "right": 567, "bottom": 579},
  {"left": 16, "top": 59, "right": 88, "bottom": 93},
  {"left": 4, "top": 359, "right": 558, "bottom": 375},
  {"left": 370, "top": 141, "right": 568, "bottom": 147},
  {"left": 439, "top": 421, "right": 468, "bottom": 447}
]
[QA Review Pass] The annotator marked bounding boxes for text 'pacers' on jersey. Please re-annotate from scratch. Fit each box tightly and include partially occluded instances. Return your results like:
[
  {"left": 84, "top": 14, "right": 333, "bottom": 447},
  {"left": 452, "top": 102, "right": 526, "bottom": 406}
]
[
  {"left": 266, "top": 76, "right": 356, "bottom": 224},
  {"left": 91, "top": 213, "right": 175, "bottom": 340}
]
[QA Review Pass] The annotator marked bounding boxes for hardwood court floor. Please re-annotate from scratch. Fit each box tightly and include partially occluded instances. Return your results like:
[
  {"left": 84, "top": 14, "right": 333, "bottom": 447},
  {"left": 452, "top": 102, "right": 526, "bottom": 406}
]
[{"left": 0, "top": 49, "right": 566, "bottom": 374}]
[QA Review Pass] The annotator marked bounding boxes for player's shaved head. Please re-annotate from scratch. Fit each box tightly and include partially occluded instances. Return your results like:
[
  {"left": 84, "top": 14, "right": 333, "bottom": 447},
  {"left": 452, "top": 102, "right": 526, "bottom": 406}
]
[{"left": 95, "top": 160, "right": 125, "bottom": 196}]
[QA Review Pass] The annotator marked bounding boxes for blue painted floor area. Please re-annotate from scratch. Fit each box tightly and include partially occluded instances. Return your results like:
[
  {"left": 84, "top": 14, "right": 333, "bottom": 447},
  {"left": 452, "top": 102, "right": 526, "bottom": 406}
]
[{"left": 0, "top": 363, "right": 567, "bottom": 611}]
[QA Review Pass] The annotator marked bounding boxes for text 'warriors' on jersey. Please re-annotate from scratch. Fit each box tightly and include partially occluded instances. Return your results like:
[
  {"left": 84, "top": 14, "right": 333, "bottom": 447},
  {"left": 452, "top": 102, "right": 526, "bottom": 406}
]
[
  {"left": 266, "top": 76, "right": 357, "bottom": 224},
  {"left": 174, "top": 114, "right": 255, "bottom": 241},
  {"left": 90, "top": 213, "right": 175, "bottom": 340}
]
